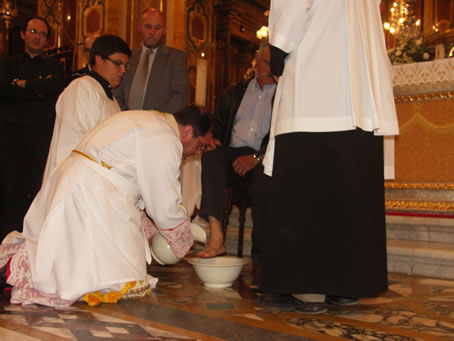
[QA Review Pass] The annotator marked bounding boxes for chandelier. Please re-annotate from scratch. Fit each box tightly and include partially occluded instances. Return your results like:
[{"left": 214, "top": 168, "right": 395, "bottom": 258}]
[
  {"left": 0, "top": 0, "right": 18, "bottom": 31},
  {"left": 383, "top": 1, "right": 414, "bottom": 35}
]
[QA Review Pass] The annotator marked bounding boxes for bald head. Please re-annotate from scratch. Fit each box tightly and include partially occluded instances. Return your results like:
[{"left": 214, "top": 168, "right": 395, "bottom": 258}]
[
  {"left": 83, "top": 33, "right": 101, "bottom": 60},
  {"left": 84, "top": 33, "right": 100, "bottom": 50},
  {"left": 137, "top": 9, "right": 166, "bottom": 49}
]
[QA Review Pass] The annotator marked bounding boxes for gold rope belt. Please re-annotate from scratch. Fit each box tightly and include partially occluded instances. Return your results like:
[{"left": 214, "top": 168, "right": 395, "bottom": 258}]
[{"left": 72, "top": 149, "right": 112, "bottom": 170}]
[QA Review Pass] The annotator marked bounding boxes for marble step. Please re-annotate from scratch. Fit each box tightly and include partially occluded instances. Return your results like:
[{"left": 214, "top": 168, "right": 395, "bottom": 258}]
[
  {"left": 198, "top": 209, "right": 454, "bottom": 280},
  {"left": 387, "top": 239, "right": 454, "bottom": 280},
  {"left": 221, "top": 228, "right": 454, "bottom": 280},
  {"left": 227, "top": 210, "right": 454, "bottom": 244},
  {"left": 386, "top": 215, "right": 454, "bottom": 244}
]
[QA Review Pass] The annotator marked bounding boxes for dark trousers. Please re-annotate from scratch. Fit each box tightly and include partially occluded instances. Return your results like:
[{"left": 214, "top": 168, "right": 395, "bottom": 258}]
[
  {"left": 199, "top": 146, "right": 271, "bottom": 264},
  {"left": 2, "top": 122, "right": 53, "bottom": 231}
]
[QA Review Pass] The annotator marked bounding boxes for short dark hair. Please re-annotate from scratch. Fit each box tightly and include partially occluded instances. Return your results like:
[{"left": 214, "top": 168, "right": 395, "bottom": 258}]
[
  {"left": 89, "top": 34, "right": 131, "bottom": 67},
  {"left": 174, "top": 105, "right": 213, "bottom": 137},
  {"left": 22, "top": 16, "right": 52, "bottom": 39}
]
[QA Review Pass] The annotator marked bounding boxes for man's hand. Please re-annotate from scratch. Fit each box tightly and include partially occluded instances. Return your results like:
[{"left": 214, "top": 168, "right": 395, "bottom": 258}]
[
  {"left": 204, "top": 137, "right": 222, "bottom": 152},
  {"left": 232, "top": 154, "right": 259, "bottom": 177}
]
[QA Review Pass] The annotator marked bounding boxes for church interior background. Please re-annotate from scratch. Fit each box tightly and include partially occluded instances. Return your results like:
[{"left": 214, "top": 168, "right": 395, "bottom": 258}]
[{"left": 0, "top": 0, "right": 453, "bottom": 340}]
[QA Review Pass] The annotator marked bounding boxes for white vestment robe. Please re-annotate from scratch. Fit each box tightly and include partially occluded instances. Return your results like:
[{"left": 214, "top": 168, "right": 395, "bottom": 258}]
[
  {"left": 43, "top": 75, "right": 120, "bottom": 182},
  {"left": 264, "top": 0, "right": 399, "bottom": 176},
  {"left": 22, "top": 110, "right": 191, "bottom": 301}
]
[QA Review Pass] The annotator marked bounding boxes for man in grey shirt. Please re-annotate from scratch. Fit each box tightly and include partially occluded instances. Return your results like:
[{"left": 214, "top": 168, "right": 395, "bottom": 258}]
[{"left": 197, "top": 41, "right": 275, "bottom": 278}]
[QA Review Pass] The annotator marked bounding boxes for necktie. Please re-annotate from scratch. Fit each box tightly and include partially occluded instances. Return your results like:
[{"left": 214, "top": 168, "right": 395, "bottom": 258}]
[{"left": 128, "top": 48, "right": 153, "bottom": 110}]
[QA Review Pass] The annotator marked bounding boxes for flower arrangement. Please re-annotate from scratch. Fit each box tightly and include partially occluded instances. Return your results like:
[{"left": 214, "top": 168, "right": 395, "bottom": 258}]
[
  {"left": 388, "top": 36, "right": 431, "bottom": 64},
  {"left": 383, "top": 0, "right": 433, "bottom": 65}
]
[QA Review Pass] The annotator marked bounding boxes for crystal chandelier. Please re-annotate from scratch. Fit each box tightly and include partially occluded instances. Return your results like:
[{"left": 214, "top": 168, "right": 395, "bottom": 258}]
[
  {"left": 383, "top": 1, "right": 412, "bottom": 35},
  {"left": 0, "top": 0, "right": 18, "bottom": 31}
]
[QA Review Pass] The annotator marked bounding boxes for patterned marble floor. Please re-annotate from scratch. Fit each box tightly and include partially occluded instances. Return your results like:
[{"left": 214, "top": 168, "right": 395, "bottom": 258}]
[{"left": 0, "top": 257, "right": 453, "bottom": 341}]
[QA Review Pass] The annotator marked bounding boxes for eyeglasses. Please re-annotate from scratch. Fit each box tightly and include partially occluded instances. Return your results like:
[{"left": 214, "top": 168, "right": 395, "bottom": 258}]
[
  {"left": 27, "top": 28, "right": 47, "bottom": 38},
  {"left": 105, "top": 56, "right": 130, "bottom": 71}
]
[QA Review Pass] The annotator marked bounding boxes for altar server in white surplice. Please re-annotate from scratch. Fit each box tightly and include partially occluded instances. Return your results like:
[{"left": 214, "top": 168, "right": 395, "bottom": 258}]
[
  {"left": 0, "top": 106, "right": 213, "bottom": 307},
  {"left": 43, "top": 35, "right": 131, "bottom": 182},
  {"left": 258, "top": 0, "right": 400, "bottom": 314}
]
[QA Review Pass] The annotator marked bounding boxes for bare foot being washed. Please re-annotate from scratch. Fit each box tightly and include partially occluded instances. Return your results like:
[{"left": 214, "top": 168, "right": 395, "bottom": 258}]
[{"left": 197, "top": 245, "right": 227, "bottom": 258}]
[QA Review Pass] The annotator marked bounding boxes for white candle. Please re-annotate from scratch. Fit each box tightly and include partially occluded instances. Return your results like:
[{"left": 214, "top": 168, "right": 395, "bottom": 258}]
[{"left": 195, "top": 58, "right": 207, "bottom": 107}]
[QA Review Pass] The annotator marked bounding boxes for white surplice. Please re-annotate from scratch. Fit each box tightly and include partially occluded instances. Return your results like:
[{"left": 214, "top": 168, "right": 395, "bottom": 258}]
[
  {"left": 43, "top": 75, "right": 120, "bottom": 182},
  {"left": 264, "top": 0, "right": 399, "bottom": 176},
  {"left": 20, "top": 110, "right": 191, "bottom": 302}
]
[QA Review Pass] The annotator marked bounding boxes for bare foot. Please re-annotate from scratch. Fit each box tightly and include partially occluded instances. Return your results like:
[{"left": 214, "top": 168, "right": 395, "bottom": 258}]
[
  {"left": 197, "top": 243, "right": 226, "bottom": 258},
  {"left": 198, "top": 216, "right": 226, "bottom": 258}
]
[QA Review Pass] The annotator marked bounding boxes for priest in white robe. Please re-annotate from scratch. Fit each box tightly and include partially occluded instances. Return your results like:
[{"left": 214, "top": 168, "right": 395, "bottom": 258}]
[
  {"left": 43, "top": 35, "right": 131, "bottom": 182},
  {"left": 258, "top": 0, "right": 400, "bottom": 314},
  {"left": 0, "top": 106, "right": 213, "bottom": 307}
]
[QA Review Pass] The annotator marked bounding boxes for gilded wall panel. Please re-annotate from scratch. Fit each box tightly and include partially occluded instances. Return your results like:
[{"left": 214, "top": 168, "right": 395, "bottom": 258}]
[
  {"left": 38, "top": 0, "right": 60, "bottom": 49},
  {"left": 75, "top": 0, "right": 130, "bottom": 69},
  {"left": 394, "top": 99, "right": 454, "bottom": 183},
  {"left": 387, "top": 59, "right": 454, "bottom": 216}
]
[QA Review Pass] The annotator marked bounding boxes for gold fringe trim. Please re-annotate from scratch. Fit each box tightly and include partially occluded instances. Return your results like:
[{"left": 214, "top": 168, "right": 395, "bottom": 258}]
[
  {"left": 83, "top": 281, "right": 136, "bottom": 307},
  {"left": 395, "top": 91, "right": 454, "bottom": 103},
  {"left": 385, "top": 183, "right": 454, "bottom": 190},
  {"left": 385, "top": 200, "right": 454, "bottom": 212}
]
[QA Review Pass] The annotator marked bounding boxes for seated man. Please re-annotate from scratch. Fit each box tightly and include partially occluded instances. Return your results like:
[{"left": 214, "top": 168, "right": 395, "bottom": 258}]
[
  {"left": 43, "top": 34, "right": 130, "bottom": 182},
  {"left": 0, "top": 105, "right": 212, "bottom": 307},
  {"left": 198, "top": 40, "right": 275, "bottom": 273}
]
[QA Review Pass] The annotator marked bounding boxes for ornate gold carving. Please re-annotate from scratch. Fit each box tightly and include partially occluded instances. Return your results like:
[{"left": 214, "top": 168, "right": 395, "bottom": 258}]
[
  {"left": 385, "top": 183, "right": 454, "bottom": 190},
  {"left": 385, "top": 182, "right": 454, "bottom": 214},
  {"left": 395, "top": 91, "right": 454, "bottom": 103},
  {"left": 385, "top": 200, "right": 454, "bottom": 212}
]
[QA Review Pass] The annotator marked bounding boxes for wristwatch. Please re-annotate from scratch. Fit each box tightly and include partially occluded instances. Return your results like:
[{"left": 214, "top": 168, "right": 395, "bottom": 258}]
[{"left": 252, "top": 153, "right": 263, "bottom": 163}]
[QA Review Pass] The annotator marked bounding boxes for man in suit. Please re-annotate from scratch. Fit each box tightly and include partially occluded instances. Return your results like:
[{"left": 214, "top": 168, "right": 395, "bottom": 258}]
[{"left": 114, "top": 8, "right": 190, "bottom": 114}]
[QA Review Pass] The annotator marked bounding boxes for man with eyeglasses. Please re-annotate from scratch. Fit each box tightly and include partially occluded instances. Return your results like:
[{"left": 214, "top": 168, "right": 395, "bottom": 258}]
[
  {"left": 0, "top": 105, "right": 213, "bottom": 307},
  {"left": 0, "top": 16, "right": 66, "bottom": 236},
  {"left": 43, "top": 35, "right": 131, "bottom": 182}
]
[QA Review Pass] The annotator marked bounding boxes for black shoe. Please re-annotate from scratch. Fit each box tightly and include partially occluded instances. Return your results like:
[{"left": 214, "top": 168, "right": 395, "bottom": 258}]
[
  {"left": 325, "top": 295, "right": 358, "bottom": 306},
  {"left": 258, "top": 293, "right": 327, "bottom": 314},
  {"left": 294, "top": 302, "right": 328, "bottom": 315}
]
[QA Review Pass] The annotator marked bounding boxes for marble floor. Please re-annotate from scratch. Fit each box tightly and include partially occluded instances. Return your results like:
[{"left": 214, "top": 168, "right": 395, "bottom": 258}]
[{"left": 0, "top": 257, "right": 453, "bottom": 341}]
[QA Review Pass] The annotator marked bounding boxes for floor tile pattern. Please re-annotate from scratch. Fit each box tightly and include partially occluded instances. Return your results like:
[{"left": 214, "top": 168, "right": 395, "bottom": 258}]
[{"left": 0, "top": 257, "right": 453, "bottom": 340}]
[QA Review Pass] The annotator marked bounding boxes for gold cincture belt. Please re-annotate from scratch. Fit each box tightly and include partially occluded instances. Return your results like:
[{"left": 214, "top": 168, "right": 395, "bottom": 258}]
[{"left": 72, "top": 150, "right": 112, "bottom": 170}]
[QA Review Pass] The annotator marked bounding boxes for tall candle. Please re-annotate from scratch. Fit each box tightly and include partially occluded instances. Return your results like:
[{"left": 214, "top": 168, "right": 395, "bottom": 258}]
[{"left": 195, "top": 58, "right": 207, "bottom": 107}]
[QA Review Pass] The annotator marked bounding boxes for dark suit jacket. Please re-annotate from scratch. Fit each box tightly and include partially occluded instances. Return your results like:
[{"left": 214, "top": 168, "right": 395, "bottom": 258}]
[
  {"left": 214, "top": 78, "right": 270, "bottom": 154},
  {"left": 114, "top": 45, "right": 190, "bottom": 114}
]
